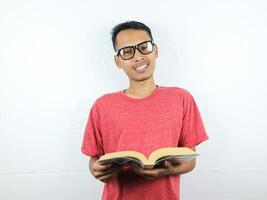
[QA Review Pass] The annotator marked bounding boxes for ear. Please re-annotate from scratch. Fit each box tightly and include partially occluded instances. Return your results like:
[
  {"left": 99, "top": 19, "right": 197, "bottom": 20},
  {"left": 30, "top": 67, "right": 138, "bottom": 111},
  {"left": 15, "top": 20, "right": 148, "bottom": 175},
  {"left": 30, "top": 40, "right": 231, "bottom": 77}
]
[
  {"left": 154, "top": 44, "right": 158, "bottom": 58},
  {"left": 114, "top": 55, "right": 122, "bottom": 69}
]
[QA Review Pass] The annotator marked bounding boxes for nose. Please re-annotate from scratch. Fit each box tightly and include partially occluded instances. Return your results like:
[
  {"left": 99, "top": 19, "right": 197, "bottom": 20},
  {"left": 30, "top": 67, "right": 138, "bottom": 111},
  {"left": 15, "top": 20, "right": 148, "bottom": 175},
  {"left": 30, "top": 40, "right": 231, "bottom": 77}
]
[{"left": 133, "top": 49, "right": 144, "bottom": 62}]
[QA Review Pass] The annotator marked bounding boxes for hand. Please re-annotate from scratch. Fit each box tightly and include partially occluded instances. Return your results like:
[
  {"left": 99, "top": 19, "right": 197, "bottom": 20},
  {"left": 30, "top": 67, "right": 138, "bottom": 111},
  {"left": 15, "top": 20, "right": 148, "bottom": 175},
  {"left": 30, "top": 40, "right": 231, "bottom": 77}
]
[
  {"left": 131, "top": 158, "right": 196, "bottom": 180},
  {"left": 130, "top": 160, "right": 179, "bottom": 180},
  {"left": 89, "top": 158, "right": 121, "bottom": 183}
]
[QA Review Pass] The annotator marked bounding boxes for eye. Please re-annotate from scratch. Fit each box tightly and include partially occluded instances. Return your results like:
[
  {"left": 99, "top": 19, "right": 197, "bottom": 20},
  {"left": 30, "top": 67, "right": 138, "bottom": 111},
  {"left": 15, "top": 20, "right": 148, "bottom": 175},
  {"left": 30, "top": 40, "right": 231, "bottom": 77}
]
[
  {"left": 140, "top": 45, "right": 148, "bottom": 51},
  {"left": 121, "top": 48, "right": 134, "bottom": 55},
  {"left": 140, "top": 42, "right": 153, "bottom": 52}
]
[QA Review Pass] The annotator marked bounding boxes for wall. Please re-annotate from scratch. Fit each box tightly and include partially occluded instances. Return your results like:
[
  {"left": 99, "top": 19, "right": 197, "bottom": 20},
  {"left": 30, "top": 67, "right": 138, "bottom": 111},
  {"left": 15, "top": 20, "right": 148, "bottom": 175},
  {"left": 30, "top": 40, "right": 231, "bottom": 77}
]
[{"left": 0, "top": 0, "right": 266, "bottom": 199}]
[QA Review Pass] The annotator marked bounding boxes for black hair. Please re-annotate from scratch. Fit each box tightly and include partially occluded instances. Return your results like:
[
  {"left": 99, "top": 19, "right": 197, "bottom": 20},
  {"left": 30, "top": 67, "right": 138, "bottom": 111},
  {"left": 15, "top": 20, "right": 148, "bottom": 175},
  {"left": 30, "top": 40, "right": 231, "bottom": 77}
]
[{"left": 111, "top": 21, "right": 154, "bottom": 50}]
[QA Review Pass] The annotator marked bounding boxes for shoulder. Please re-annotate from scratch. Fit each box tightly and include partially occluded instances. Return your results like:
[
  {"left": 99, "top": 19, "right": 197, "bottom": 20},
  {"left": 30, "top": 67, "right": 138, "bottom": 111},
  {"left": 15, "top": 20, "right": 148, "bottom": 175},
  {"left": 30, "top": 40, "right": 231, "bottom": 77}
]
[
  {"left": 159, "top": 86, "right": 193, "bottom": 99},
  {"left": 92, "top": 90, "right": 122, "bottom": 109}
]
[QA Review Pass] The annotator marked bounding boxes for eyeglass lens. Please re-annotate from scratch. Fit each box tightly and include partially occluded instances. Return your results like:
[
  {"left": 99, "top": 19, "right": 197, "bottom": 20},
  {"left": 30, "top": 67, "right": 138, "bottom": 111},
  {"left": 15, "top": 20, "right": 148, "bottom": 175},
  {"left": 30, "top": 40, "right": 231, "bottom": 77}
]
[{"left": 119, "top": 41, "right": 153, "bottom": 60}]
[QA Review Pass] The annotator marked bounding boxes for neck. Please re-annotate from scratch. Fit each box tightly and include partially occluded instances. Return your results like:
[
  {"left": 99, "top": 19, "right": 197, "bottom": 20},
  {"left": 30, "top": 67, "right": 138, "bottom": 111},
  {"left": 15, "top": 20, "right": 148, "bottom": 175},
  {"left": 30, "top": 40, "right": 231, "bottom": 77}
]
[{"left": 124, "top": 77, "right": 157, "bottom": 99}]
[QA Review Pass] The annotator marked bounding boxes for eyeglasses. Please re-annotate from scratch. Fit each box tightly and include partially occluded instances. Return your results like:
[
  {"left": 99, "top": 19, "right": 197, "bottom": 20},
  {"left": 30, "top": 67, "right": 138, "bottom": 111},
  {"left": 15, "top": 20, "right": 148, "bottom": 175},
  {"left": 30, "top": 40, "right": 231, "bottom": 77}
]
[{"left": 116, "top": 40, "right": 155, "bottom": 60}]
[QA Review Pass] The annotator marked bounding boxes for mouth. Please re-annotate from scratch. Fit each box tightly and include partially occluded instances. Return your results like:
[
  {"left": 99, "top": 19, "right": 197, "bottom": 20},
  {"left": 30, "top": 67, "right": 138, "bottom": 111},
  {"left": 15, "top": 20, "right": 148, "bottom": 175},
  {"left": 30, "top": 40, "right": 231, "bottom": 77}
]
[{"left": 133, "top": 63, "right": 148, "bottom": 73}]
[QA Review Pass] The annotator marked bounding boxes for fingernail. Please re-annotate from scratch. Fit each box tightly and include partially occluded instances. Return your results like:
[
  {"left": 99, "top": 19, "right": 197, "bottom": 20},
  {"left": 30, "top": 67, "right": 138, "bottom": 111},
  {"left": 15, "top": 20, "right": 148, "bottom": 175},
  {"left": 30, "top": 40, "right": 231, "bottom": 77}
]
[{"left": 164, "top": 161, "right": 169, "bottom": 166}]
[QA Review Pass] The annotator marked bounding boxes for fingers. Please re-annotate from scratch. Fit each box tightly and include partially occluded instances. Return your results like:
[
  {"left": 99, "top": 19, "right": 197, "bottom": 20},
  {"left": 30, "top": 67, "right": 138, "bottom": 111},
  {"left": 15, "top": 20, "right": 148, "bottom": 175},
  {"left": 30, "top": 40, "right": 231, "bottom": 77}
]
[
  {"left": 131, "top": 161, "right": 174, "bottom": 179},
  {"left": 167, "top": 159, "right": 182, "bottom": 166},
  {"left": 129, "top": 162, "right": 142, "bottom": 170},
  {"left": 91, "top": 161, "right": 121, "bottom": 183},
  {"left": 94, "top": 165, "right": 119, "bottom": 178},
  {"left": 92, "top": 161, "right": 113, "bottom": 171},
  {"left": 131, "top": 166, "right": 163, "bottom": 179},
  {"left": 91, "top": 160, "right": 176, "bottom": 182},
  {"left": 98, "top": 170, "right": 119, "bottom": 183}
]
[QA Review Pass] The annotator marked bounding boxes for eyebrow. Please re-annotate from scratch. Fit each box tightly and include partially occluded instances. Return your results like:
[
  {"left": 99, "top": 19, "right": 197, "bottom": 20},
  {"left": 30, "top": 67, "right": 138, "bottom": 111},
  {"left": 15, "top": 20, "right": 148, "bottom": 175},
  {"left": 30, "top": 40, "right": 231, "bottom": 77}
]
[{"left": 117, "top": 40, "right": 152, "bottom": 51}]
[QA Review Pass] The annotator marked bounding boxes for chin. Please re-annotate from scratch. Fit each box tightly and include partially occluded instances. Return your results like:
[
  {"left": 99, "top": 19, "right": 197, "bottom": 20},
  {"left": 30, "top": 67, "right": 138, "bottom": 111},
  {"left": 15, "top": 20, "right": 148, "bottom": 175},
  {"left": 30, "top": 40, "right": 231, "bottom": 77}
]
[{"left": 132, "top": 74, "right": 154, "bottom": 82}]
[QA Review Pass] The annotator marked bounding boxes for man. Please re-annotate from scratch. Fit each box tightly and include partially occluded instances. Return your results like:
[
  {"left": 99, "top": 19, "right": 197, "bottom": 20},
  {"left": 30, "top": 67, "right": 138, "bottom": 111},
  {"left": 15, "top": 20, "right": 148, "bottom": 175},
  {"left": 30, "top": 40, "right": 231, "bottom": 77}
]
[{"left": 81, "top": 21, "right": 208, "bottom": 200}]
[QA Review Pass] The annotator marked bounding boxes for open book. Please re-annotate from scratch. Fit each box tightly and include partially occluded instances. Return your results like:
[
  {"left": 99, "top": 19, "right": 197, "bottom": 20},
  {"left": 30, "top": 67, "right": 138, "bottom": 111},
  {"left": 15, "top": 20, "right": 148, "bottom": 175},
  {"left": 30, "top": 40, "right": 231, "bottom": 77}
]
[{"left": 98, "top": 147, "right": 198, "bottom": 169}]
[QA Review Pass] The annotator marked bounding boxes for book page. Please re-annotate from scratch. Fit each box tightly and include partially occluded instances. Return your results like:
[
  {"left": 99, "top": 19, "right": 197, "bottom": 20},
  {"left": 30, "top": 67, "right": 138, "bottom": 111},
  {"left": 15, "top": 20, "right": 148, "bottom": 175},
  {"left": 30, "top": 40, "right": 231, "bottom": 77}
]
[
  {"left": 154, "top": 154, "right": 198, "bottom": 164},
  {"left": 148, "top": 147, "right": 198, "bottom": 164},
  {"left": 98, "top": 151, "right": 148, "bottom": 165}
]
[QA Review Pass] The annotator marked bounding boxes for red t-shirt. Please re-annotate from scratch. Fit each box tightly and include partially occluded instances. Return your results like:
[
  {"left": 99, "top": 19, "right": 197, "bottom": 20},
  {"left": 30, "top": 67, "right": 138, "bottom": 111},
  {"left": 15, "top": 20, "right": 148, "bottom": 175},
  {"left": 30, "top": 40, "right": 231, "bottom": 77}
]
[{"left": 81, "top": 86, "right": 208, "bottom": 200}]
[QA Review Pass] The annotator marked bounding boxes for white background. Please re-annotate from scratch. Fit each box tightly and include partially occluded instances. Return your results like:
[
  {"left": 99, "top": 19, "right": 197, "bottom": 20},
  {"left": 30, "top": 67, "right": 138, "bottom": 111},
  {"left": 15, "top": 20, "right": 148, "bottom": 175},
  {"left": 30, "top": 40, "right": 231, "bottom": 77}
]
[{"left": 1, "top": 0, "right": 267, "bottom": 199}]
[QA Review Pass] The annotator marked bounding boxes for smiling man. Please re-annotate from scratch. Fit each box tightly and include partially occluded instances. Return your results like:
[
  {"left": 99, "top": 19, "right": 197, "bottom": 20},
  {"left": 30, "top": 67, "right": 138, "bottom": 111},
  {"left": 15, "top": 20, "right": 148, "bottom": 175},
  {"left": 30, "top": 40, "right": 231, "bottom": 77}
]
[{"left": 81, "top": 21, "right": 209, "bottom": 200}]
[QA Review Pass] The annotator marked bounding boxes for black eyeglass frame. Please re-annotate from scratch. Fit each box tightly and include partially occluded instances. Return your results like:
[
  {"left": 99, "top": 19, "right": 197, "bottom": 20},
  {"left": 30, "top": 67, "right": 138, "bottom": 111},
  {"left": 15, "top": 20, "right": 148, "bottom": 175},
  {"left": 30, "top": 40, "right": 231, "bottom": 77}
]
[{"left": 115, "top": 40, "right": 155, "bottom": 60}]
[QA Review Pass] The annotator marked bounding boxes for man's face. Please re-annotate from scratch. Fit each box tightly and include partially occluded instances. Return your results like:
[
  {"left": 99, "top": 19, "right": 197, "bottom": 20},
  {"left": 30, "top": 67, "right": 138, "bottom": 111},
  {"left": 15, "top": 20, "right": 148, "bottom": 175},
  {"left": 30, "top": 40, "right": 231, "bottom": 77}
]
[{"left": 114, "top": 29, "right": 158, "bottom": 82}]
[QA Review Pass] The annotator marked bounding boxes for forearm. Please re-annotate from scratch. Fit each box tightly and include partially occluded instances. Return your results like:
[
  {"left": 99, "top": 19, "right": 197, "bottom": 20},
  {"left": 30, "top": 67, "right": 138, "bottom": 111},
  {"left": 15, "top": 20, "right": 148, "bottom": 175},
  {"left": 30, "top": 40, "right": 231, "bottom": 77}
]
[
  {"left": 174, "top": 147, "right": 197, "bottom": 175},
  {"left": 172, "top": 159, "right": 196, "bottom": 175}
]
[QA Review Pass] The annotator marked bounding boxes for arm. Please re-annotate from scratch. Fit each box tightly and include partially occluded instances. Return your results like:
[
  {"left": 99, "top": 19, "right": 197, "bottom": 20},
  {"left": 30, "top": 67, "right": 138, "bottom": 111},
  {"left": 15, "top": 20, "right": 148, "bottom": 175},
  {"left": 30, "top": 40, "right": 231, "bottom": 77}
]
[
  {"left": 130, "top": 147, "right": 196, "bottom": 180},
  {"left": 89, "top": 157, "right": 121, "bottom": 183},
  {"left": 170, "top": 147, "right": 196, "bottom": 175}
]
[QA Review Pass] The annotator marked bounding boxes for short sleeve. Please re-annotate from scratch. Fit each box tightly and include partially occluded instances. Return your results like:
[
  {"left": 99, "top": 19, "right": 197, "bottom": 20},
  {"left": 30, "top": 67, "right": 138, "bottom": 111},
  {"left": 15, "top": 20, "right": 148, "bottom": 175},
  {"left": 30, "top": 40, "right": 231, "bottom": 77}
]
[
  {"left": 81, "top": 101, "right": 104, "bottom": 157},
  {"left": 178, "top": 93, "right": 209, "bottom": 147}
]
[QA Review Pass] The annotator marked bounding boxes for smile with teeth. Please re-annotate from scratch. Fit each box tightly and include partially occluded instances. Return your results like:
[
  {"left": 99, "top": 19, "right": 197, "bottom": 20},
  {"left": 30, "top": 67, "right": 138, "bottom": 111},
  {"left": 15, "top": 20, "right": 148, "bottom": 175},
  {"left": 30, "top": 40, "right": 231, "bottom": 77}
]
[{"left": 134, "top": 64, "right": 148, "bottom": 72}]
